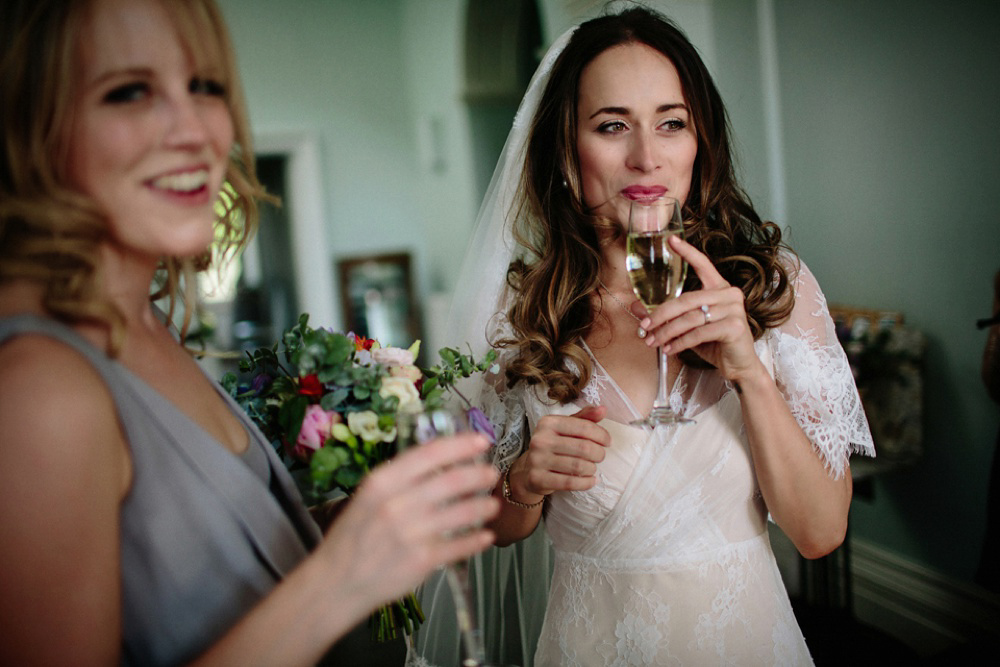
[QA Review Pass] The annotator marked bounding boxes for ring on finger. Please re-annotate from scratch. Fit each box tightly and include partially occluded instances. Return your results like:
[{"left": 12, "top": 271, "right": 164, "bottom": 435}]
[{"left": 701, "top": 304, "right": 712, "bottom": 324}]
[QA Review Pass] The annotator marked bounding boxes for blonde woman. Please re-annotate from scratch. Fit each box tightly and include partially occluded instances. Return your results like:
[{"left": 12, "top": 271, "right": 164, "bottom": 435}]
[{"left": 0, "top": 1, "right": 498, "bottom": 664}]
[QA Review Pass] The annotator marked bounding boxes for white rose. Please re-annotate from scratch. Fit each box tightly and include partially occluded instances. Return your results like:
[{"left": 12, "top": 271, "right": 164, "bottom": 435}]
[
  {"left": 390, "top": 364, "right": 423, "bottom": 383},
  {"left": 347, "top": 410, "right": 392, "bottom": 443},
  {"left": 372, "top": 346, "right": 414, "bottom": 367},
  {"left": 379, "top": 376, "right": 421, "bottom": 411}
]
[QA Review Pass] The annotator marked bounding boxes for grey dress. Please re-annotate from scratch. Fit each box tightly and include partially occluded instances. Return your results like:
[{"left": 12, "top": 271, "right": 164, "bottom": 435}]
[{"left": 0, "top": 315, "right": 323, "bottom": 666}]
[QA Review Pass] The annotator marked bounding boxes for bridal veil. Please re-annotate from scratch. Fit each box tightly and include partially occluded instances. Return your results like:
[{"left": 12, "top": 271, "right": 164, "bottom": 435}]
[{"left": 407, "top": 26, "right": 578, "bottom": 667}]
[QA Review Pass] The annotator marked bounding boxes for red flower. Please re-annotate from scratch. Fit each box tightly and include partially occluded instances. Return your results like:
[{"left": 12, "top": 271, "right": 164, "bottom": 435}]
[
  {"left": 299, "top": 374, "right": 323, "bottom": 396},
  {"left": 347, "top": 331, "right": 377, "bottom": 352}
]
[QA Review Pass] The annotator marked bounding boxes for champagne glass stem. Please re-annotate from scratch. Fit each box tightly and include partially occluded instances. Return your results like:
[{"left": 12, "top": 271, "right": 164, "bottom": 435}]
[
  {"left": 396, "top": 408, "right": 486, "bottom": 666},
  {"left": 652, "top": 345, "right": 670, "bottom": 411},
  {"left": 445, "top": 562, "right": 485, "bottom": 666}
]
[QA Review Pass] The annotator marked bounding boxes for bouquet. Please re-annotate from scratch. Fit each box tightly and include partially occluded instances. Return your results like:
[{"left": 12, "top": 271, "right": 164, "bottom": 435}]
[{"left": 221, "top": 313, "right": 497, "bottom": 641}]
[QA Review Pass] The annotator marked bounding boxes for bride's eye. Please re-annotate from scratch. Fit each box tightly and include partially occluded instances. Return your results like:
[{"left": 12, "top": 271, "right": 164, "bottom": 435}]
[
  {"left": 660, "top": 118, "right": 688, "bottom": 132},
  {"left": 597, "top": 120, "right": 628, "bottom": 134},
  {"left": 103, "top": 82, "right": 149, "bottom": 104}
]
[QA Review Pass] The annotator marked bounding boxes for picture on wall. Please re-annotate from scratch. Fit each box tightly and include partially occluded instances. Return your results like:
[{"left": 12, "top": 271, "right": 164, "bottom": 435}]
[{"left": 337, "top": 252, "right": 422, "bottom": 351}]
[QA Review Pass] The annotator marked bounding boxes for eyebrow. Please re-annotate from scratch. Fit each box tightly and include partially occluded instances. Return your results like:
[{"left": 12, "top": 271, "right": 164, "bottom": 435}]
[
  {"left": 588, "top": 103, "right": 688, "bottom": 119},
  {"left": 87, "top": 67, "right": 152, "bottom": 88}
]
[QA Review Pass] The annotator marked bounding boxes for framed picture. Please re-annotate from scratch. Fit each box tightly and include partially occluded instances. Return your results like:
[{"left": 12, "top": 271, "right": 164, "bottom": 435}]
[{"left": 337, "top": 252, "right": 422, "bottom": 350}]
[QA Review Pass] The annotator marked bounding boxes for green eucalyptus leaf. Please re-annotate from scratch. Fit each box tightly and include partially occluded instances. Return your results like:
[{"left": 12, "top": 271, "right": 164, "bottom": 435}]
[
  {"left": 278, "top": 395, "right": 309, "bottom": 444},
  {"left": 220, "top": 372, "right": 237, "bottom": 394},
  {"left": 310, "top": 445, "right": 350, "bottom": 490},
  {"left": 336, "top": 468, "right": 363, "bottom": 489},
  {"left": 321, "top": 387, "right": 350, "bottom": 410},
  {"left": 421, "top": 376, "right": 439, "bottom": 397}
]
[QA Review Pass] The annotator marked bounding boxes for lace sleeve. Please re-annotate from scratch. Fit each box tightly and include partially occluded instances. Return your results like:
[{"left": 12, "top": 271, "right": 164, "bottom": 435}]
[
  {"left": 475, "top": 351, "right": 529, "bottom": 472},
  {"left": 766, "top": 257, "right": 875, "bottom": 479}
]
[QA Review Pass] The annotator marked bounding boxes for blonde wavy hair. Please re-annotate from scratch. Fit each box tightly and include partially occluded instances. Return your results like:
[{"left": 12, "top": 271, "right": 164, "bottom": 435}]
[
  {"left": 0, "top": 0, "right": 267, "bottom": 353},
  {"left": 498, "top": 7, "right": 794, "bottom": 403}
]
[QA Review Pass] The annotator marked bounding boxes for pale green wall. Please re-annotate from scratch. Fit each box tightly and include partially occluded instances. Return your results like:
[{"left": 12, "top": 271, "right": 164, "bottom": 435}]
[
  {"left": 768, "top": 0, "right": 1000, "bottom": 580},
  {"left": 216, "top": 0, "right": 439, "bottom": 306},
  {"left": 217, "top": 0, "right": 1000, "bottom": 584}
]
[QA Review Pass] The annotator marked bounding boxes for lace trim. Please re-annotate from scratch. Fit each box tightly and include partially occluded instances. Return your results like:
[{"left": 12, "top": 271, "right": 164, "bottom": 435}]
[
  {"left": 479, "top": 379, "right": 527, "bottom": 472},
  {"left": 769, "top": 325, "right": 875, "bottom": 479}
]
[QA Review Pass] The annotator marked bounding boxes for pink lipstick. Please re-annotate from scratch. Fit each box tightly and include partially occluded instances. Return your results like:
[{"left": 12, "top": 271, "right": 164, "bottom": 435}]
[{"left": 621, "top": 185, "right": 667, "bottom": 201}]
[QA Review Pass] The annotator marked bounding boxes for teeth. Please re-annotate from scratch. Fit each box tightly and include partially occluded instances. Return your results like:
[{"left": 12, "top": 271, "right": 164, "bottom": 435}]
[{"left": 152, "top": 170, "right": 208, "bottom": 192}]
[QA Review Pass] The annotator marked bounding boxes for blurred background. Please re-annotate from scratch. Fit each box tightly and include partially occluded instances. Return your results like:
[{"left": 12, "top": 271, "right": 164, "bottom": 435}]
[{"left": 206, "top": 0, "right": 1000, "bottom": 658}]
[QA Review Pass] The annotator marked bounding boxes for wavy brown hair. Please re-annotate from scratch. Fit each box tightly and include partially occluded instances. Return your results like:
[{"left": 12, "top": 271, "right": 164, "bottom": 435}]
[
  {"left": 0, "top": 0, "right": 266, "bottom": 353},
  {"left": 498, "top": 6, "right": 795, "bottom": 402}
]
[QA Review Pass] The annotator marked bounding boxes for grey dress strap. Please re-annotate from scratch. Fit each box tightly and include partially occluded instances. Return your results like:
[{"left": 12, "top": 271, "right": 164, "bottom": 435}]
[{"left": 0, "top": 315, "right": 322, "bottom": 666}]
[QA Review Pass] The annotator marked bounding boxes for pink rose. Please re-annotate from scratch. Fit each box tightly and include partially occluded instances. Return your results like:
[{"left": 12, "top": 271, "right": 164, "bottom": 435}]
[{"left": 291, "top": 405, "right": 340, "bottom": 461}]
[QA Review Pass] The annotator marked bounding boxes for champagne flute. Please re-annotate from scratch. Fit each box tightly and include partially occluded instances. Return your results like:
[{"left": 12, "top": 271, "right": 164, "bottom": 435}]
[
  {"left": 625, "top": 195, "right": 694, "bottom": 427},
  {"left": 396, "top": 406, "right": 486, "bottom": 667}
]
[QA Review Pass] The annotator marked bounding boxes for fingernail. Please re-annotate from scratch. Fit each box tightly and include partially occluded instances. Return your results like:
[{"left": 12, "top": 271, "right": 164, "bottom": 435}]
[{"left": 640, "top": 318, "right": 651, "bottom": 329}]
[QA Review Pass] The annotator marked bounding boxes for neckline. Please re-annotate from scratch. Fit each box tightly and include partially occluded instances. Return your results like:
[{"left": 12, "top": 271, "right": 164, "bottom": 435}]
[
  {"left": 0, "top": 313, "right": 258, "bottom": 468},
  {"left": 120, "top": 360, "right": 253, "bottom": 456},
  {"left": 580, "top": 339, "right": 687, "bottom": 421}
]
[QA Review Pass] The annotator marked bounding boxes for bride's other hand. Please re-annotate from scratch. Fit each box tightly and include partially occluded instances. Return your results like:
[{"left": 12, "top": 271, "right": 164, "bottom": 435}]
[
  {"left": 639, "top": 235, "right": 763, "bottom": 385},
  {"left": 492, "top": 406, "right": 608, "bottom": 547},
  {"left": 509, "top": 405, "right": 610, "bottom": 502}
]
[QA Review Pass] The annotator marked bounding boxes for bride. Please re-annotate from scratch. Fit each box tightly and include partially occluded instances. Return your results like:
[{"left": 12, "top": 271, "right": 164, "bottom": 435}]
[{"left": 419, "top": 6, "right": 875, "bottom": 666}]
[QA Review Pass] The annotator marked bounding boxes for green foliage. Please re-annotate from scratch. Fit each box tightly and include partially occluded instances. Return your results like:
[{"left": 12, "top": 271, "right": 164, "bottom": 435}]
[
  {"left": 222, "top": 313, "right": 496, "bottom": 642},
  {"left": 223, "top": 314, "right": 497, "bottom": 503},
  {"left": 422, "top": 346, "right": 498, "bottom": 410}
]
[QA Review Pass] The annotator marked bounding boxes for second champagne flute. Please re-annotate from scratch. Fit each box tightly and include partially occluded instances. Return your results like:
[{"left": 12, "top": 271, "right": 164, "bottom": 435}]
[
  {"left": 625, "top": 195, "right": 694, "bottom": 427},
  {"left": 395, "top": 406, "right": 486, "bottom": 667}
]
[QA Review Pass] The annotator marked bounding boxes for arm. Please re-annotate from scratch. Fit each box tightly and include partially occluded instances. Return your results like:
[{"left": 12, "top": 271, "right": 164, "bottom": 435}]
[
  {"left": 0, "top": 339, "right": 130, "bottom": 666},
  {"left": 0, "top": 339, "right": 499, "bottom": 666},
  {"left": 194, "top": 435, "right": 499, "bottom": 666},
  {"left": 731, "top": 360, "right": 853, "bottom": 559},
  {"left": 490, "top": 406, "right": 610, "bottom": 547},
  {"left": 641, "top": 237, "right": 862, "bottom": 559}
]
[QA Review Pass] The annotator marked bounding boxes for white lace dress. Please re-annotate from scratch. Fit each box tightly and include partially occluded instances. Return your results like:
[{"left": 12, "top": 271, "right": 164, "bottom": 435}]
[{"left": 481, "top": 260, "right": 874, "bottom": 666}]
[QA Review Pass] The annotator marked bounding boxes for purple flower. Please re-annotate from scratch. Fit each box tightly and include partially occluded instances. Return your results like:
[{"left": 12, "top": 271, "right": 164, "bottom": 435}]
[
  {"left": 467, "top": 407, "right": 496, "bottom": 444},
  {"left": 250, "top": 373, "right": 273, "bottom": 395}
]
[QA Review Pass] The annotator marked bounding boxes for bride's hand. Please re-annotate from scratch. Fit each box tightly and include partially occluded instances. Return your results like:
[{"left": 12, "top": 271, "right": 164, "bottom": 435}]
[
  {"left": 638, "top": 235, "right": 763, "bottom": 384},
  {"left": 508, "top": 406, "right": 609, "bottom": 503}
]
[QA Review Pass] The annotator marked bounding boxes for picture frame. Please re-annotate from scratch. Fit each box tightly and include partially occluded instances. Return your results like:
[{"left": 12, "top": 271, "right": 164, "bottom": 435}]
[{"left": 336, "top": 252, "right": 422, "bottom": 350}]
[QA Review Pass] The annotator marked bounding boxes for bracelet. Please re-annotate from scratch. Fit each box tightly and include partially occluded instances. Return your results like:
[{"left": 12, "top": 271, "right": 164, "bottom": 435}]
[{"left": 502, "top": 468, "right": 544, "bottom": 510}]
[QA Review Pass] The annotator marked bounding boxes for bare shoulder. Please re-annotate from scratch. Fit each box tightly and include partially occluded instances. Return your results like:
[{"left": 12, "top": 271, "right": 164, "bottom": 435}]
[
  {"left": 0, "top": 334, "right": 129, "bottom": 663},
  {"left": 0, "top": 334, "right": 131, "bottom": 497}
]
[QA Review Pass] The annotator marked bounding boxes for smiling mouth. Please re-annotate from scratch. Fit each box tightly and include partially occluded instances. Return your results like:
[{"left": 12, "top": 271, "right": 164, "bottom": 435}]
[{"left": 149, "top": 169, "right": 209, "bottom": 193}]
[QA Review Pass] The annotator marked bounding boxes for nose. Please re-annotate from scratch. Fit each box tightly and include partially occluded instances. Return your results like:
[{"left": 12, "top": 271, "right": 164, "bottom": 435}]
[
  {"left": 163, "top": 94, "right": 212, "bottom": 149},
  {"left": 626, "top": 130, "right": 659, "bottom": 173}
]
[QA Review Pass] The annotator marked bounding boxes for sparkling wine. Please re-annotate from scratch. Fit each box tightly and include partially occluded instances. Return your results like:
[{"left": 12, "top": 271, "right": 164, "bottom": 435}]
[{"left": 626, "top": 231, "right": 686, "bottom": 308}]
